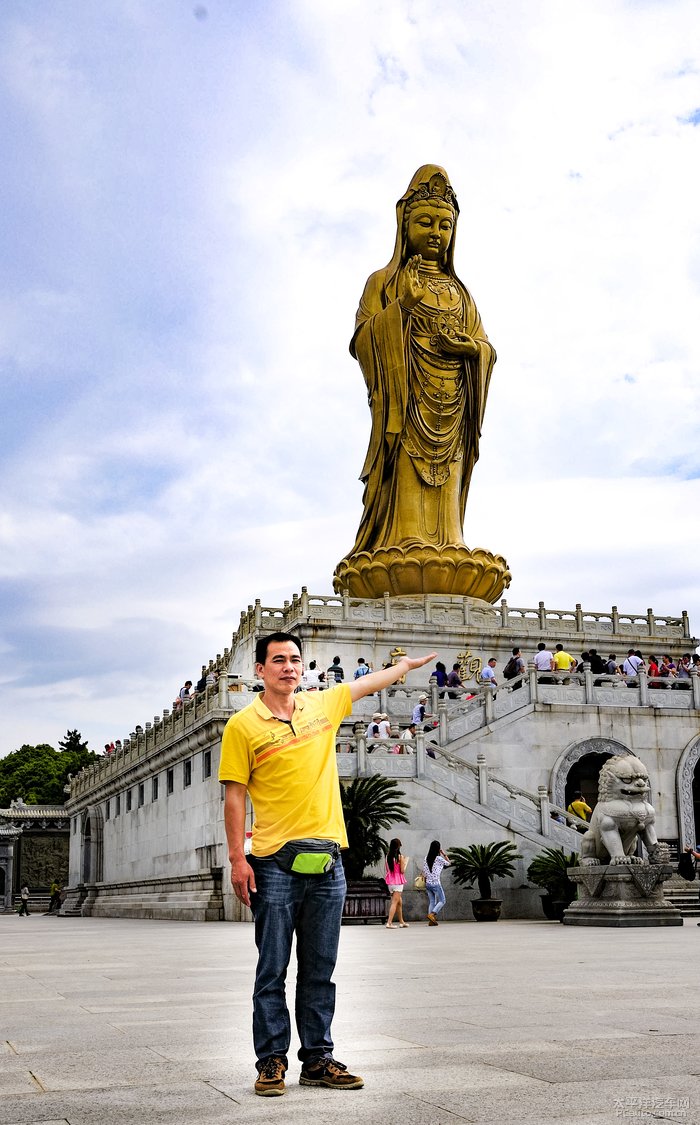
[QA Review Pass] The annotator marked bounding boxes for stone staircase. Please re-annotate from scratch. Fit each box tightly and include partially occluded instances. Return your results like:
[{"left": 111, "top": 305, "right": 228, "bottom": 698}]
[{"left": 663, "top": 877, "right": 700, "bottom": 918}]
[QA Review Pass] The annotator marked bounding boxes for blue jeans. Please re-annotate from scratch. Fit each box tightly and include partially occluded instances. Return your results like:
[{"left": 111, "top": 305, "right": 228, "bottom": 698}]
[
  {"left": 249, "top": 855, "right": 346, "bottom": 1067},
  {"left": 427, "top": 882, "right": 446, "bottom": 916}
]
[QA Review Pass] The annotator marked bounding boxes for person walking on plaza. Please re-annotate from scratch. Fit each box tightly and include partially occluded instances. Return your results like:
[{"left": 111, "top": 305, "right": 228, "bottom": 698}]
[
  {"left": 385, "top": 838, "right": 409, "bottom": 928},
  {"left": 18, "top": 884, "right": 30, "bottom": 916},
  {"left": 422, "top": 841, "right": 450, "bottom": 926},
  {"left": 219, "top": 631, "right": 436, "bottom": 1097}
]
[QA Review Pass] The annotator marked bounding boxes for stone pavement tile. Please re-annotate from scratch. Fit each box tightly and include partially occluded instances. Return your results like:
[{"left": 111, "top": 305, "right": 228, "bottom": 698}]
[
  {"left": 466, "top": 1042, "right": 700, "bottom": 1083},
  {"left": 26, "top": 1048, "right": 199, "bottom": 1093},
  {"left": 0, "top": 1066, "right": 40, "bottom": 1097},
  {"left": 433, "top": 1074, "right": 700, "bottom": 1123}
]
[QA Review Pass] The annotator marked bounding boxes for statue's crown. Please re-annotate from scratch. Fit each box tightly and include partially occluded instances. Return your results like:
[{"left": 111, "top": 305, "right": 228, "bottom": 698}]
[{"left": 405, "top": 171, "right": 458, "bottom": 212}]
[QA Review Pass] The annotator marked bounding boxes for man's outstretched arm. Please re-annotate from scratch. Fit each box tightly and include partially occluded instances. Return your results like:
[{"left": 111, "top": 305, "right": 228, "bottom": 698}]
[{"left": 348, "top": 653, "right": 437, "bottom": 703}]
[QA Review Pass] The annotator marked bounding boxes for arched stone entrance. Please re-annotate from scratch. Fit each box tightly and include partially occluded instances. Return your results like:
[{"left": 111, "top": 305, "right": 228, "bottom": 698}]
[
  {"left": 551, "top": 737, "right": 632, "bottom": 811},
  {"left": 675, "top": 735, "right": 700, "bottom": 850},
  {"left": 80, "top": 806, "right": 104, "bottom": 885}
]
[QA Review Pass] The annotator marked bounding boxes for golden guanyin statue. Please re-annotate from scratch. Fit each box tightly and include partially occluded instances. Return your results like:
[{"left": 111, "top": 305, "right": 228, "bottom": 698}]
[{"left": 333, "top": 164, "right": 510, "bottom": 601}]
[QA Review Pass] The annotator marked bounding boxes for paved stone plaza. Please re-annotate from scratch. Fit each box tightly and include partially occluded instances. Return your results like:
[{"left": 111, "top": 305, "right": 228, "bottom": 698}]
[{"left": 2, "top": 915, "right": 700, "bottom": 1125}]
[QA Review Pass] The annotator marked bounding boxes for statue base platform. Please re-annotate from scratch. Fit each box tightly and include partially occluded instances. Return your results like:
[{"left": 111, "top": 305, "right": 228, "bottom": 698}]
[
  {"left": 333, "top": 543, "right": 511, "bottom": 603},
  {"left": 563, "top": 864, "right": 683, "bottom": 927}
]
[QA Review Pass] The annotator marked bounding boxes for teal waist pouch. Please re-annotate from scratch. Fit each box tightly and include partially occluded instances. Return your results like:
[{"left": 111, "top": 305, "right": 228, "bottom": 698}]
[{"left": 272, "top": 838, "right": 340, "bottom": 875}]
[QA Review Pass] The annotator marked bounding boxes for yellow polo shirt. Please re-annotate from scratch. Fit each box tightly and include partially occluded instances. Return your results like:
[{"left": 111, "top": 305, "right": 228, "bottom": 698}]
[
  {"left": 553, "top": 650, "right": 575, "bottom": 671},
  {"left": 219, "top": 685, "right": 352, "bottom": 856}
]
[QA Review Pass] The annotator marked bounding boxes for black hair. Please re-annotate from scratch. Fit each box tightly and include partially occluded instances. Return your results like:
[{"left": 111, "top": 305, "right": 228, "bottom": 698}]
[
  {"left": 255, "top": 632, "right": 302, "bottom": 665},
  {"left": 387, "top": 838, "right": 402, "bottom": 869},
  {"left": 537, "top": 642, "right": 546, "bottom": 651},
  {"left": 425, "top": 840, "right": 441, "bottom": 869}
]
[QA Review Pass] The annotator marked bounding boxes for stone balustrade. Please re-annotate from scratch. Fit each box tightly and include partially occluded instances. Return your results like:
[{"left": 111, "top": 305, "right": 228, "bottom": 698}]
[{"left": 232, "top": 589, "right": 692, "bottom": 642}]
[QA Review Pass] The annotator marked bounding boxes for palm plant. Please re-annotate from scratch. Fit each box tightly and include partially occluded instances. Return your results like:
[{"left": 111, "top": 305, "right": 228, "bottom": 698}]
[
  {"left": 340, "top": 775, "right": 410, "bottom": 880},
  {"left": 448, "top": 841, "right": 522, "bottom": 900},
  {"left": 527, "top": 848, "right": 578, "bottom": 903}
]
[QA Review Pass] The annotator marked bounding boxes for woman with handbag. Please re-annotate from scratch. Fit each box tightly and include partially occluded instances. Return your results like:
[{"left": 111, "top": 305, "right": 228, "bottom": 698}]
[
  {"left": 385, "top": 838, "right": 409, "bottom": 928},
  {"left": 422, "top": 840, "right": 451, "bottom": 926}
]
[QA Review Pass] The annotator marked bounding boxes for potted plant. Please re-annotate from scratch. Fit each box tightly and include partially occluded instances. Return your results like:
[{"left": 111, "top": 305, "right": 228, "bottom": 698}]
[
  {"left": 526, "top": 848, "right": 578, "bottom": 921},
  {"left": 340, "top": 775, "right": 409, "bottom": 923},
  {"left": 448, "top": 841, "right": 521, "bottom": 921}
]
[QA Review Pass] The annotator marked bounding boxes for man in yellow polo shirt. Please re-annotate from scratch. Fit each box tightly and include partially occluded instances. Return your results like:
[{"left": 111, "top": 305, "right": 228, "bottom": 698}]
[
  {"left": 552, "top": 643, "right": 576, "bottom": 681},
  {"left": 220, "top": 631, "right": 435, "bottom": 1097}
]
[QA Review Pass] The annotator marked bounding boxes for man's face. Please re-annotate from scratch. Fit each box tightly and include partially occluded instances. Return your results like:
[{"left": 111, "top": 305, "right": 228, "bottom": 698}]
[{"left": 256, "top": 640, "right": 303, "bottom": 693}]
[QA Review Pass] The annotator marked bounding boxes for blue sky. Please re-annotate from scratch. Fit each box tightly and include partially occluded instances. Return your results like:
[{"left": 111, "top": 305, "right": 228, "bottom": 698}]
[{"left": 1, "top": 0, "right": 699, "bottom": 757}]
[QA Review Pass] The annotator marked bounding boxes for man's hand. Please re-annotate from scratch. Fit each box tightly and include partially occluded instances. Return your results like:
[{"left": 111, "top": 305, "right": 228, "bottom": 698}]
[
  {"left": 349, "top": 652, "right": 437, "bottom": 702},
  {"left": 231, "top": 855, "right": 256, "bottom": 907}
]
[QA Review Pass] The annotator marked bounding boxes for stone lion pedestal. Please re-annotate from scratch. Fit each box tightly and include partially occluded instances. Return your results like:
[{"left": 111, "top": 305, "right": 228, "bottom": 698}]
[{"left": 563, "top": 864, "right": 683, "bottom": 927}]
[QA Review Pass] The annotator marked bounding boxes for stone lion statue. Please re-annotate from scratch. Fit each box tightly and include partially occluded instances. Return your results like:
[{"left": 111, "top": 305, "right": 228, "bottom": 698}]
[{"left": 579, "top": 755, "right": 666, "bottom": 867}]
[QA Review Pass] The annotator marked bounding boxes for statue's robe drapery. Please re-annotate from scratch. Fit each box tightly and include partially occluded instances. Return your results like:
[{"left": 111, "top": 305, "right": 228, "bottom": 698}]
[{"left": 349, "top": 252, "right": 495, "bottom": 557}]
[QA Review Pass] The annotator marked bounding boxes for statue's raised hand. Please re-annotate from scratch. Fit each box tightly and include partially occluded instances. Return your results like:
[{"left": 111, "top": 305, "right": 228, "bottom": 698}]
[{"left": 398, "top": 255, "right": 427, "bottom": 311}]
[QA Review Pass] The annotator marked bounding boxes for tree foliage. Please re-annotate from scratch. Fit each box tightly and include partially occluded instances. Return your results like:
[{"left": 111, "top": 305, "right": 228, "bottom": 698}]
[
  {"left": 340, "top": 775, "right": 410, "bottom": 881},
  {"left": 526, "top": 848, "right": 578, "bottom": 902},
  {"left": 0, "top": 731, "right": 97, "bottom": 806},
  {"left": 447, "top": 841, "right": 522, "bottom": 900}
]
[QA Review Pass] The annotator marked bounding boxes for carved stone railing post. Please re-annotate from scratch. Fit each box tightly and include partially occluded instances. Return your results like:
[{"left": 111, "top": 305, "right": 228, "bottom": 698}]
[
  {"left": 638, "top": 668, "right": 649, "bottom": 706},
  {"left": 683, "top": 609, "right": 690, "bottom": 639},
  {"left": 528, "top": 661, "right": 538, "bottom": 703},
  {"left": 647, "top": 607, "right": 654, "bottom": 635},
  {"left": 415, "top": 730, "right": 426, "bottom": 778},
  {"left": 429, "top": 675, "right": 439, "bottom": 716},
  {"left": 356, "top": 734, "right": 367, "bottom": 777},
  {"left": 539, "top": 785, "right": 550, "bottom": 837},
  {"left": 583, "top": 662, "right": 594, "bottom": 704},
  {"left": 218, "top": 672, "right": 229, "bottom": 708},
  {"left": 383, "top": 591, "right": 391, "bottom": 621},
  {"left": 477, "top": 753, "right": 489, "bottom": 806},
  {"left": 500, "top": 599, "right": 508, "bottom": 627},
  {"left": 437, "top": 700, "right": 448, "bottom": 746},
  {"left": 300, "top": 586, "right": 309, "bottom": 615},
  {"left": 379, "top": 687, "right": 388, "bottom": 714},
  {"left": 691, "top": 669, "right": 700, "bottom": 710},
  {"left": 611, "top": 605, "right": 619, "bottom": 632},
  {"left": 484, "top": 686, "right": 495, "bottom": 724},
  {"left": 342, "top": 588, "right": 350, "bottom": 621},
  {"left": 575, "top": 603, "right": 583, "bottom": 631},
  {"left": 538, "top": 601, "right": 546, "bottom": 630}
]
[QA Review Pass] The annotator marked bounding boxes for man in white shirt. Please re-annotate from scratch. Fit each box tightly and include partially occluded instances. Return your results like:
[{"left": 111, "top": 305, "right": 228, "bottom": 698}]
[
  {"left": 622, "top": 649, "right": 643, "bottom": 677},
  {"left": 533, "top": 642, "right": 555, "bottom": 683},
  {"left": 480, "top": 658, "right": 498, "bottom": 689}
]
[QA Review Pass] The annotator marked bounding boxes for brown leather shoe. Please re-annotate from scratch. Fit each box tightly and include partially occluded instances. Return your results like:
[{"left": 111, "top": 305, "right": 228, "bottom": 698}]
[
  {"left": 254, "top": 1056, "right": 286, "bottom": 1096},
  {"left": 299, "top": 1057, "right": 364, "bottom": 1089}
]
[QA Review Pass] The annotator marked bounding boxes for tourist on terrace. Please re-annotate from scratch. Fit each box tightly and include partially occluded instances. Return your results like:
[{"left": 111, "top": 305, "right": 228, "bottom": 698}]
[
  {"left": 433, "top": 661, "right": 448, "bottom": 696},
  {"left": 18, "top": 885, "right": 30, "bottom": 916},
  {"left": 675, "top": 654, "right": 692, "bottom": 689},
  {"left": 647, "top": 655, "right": 661, "bottom": 685},
  {"left": 177, "top": 681, "right": 193, "bottom": 706},
  {"left": 480, "top": 658, "right": 498, "bottom": 690},
  {"left": 354, "top": 657, "right": 371, "bottom": 679},
  {"left": 533, "top": 642, "right": 555, "bottom": 683},
  {"left": 400, "top": 723, "right": 417, "bottom": 752},
  {"left": 377, "top": 714, "right": 391, "bottom": 739},
  {"left": 412, "top": 695, "right": 428, "bottom": 724},
  {"left": 622, "top": 650, "right": 643, "bottom": 677},
  {"left": 567, "top": 791, "right": 592, "bottom": 826},
  {"left": 446, "top": 662, "right": 464, "bottom": 698},
  {"left": 606, "top": 654, "right": 620, "bottom": 675},
  {"left": 553, "top": 644, "right": 576, "bottom": 683},
  {"left": 327, "top": 656, "right": 344, "bottom": 682},
  {"left": 302, "top": 660, "right": 322, "bottom": 690}
]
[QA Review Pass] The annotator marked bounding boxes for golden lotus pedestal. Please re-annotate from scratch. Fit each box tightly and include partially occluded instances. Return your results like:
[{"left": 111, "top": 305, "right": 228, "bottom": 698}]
[{"left": 333, "top": 544, "right": 511, "bottom": 603}]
